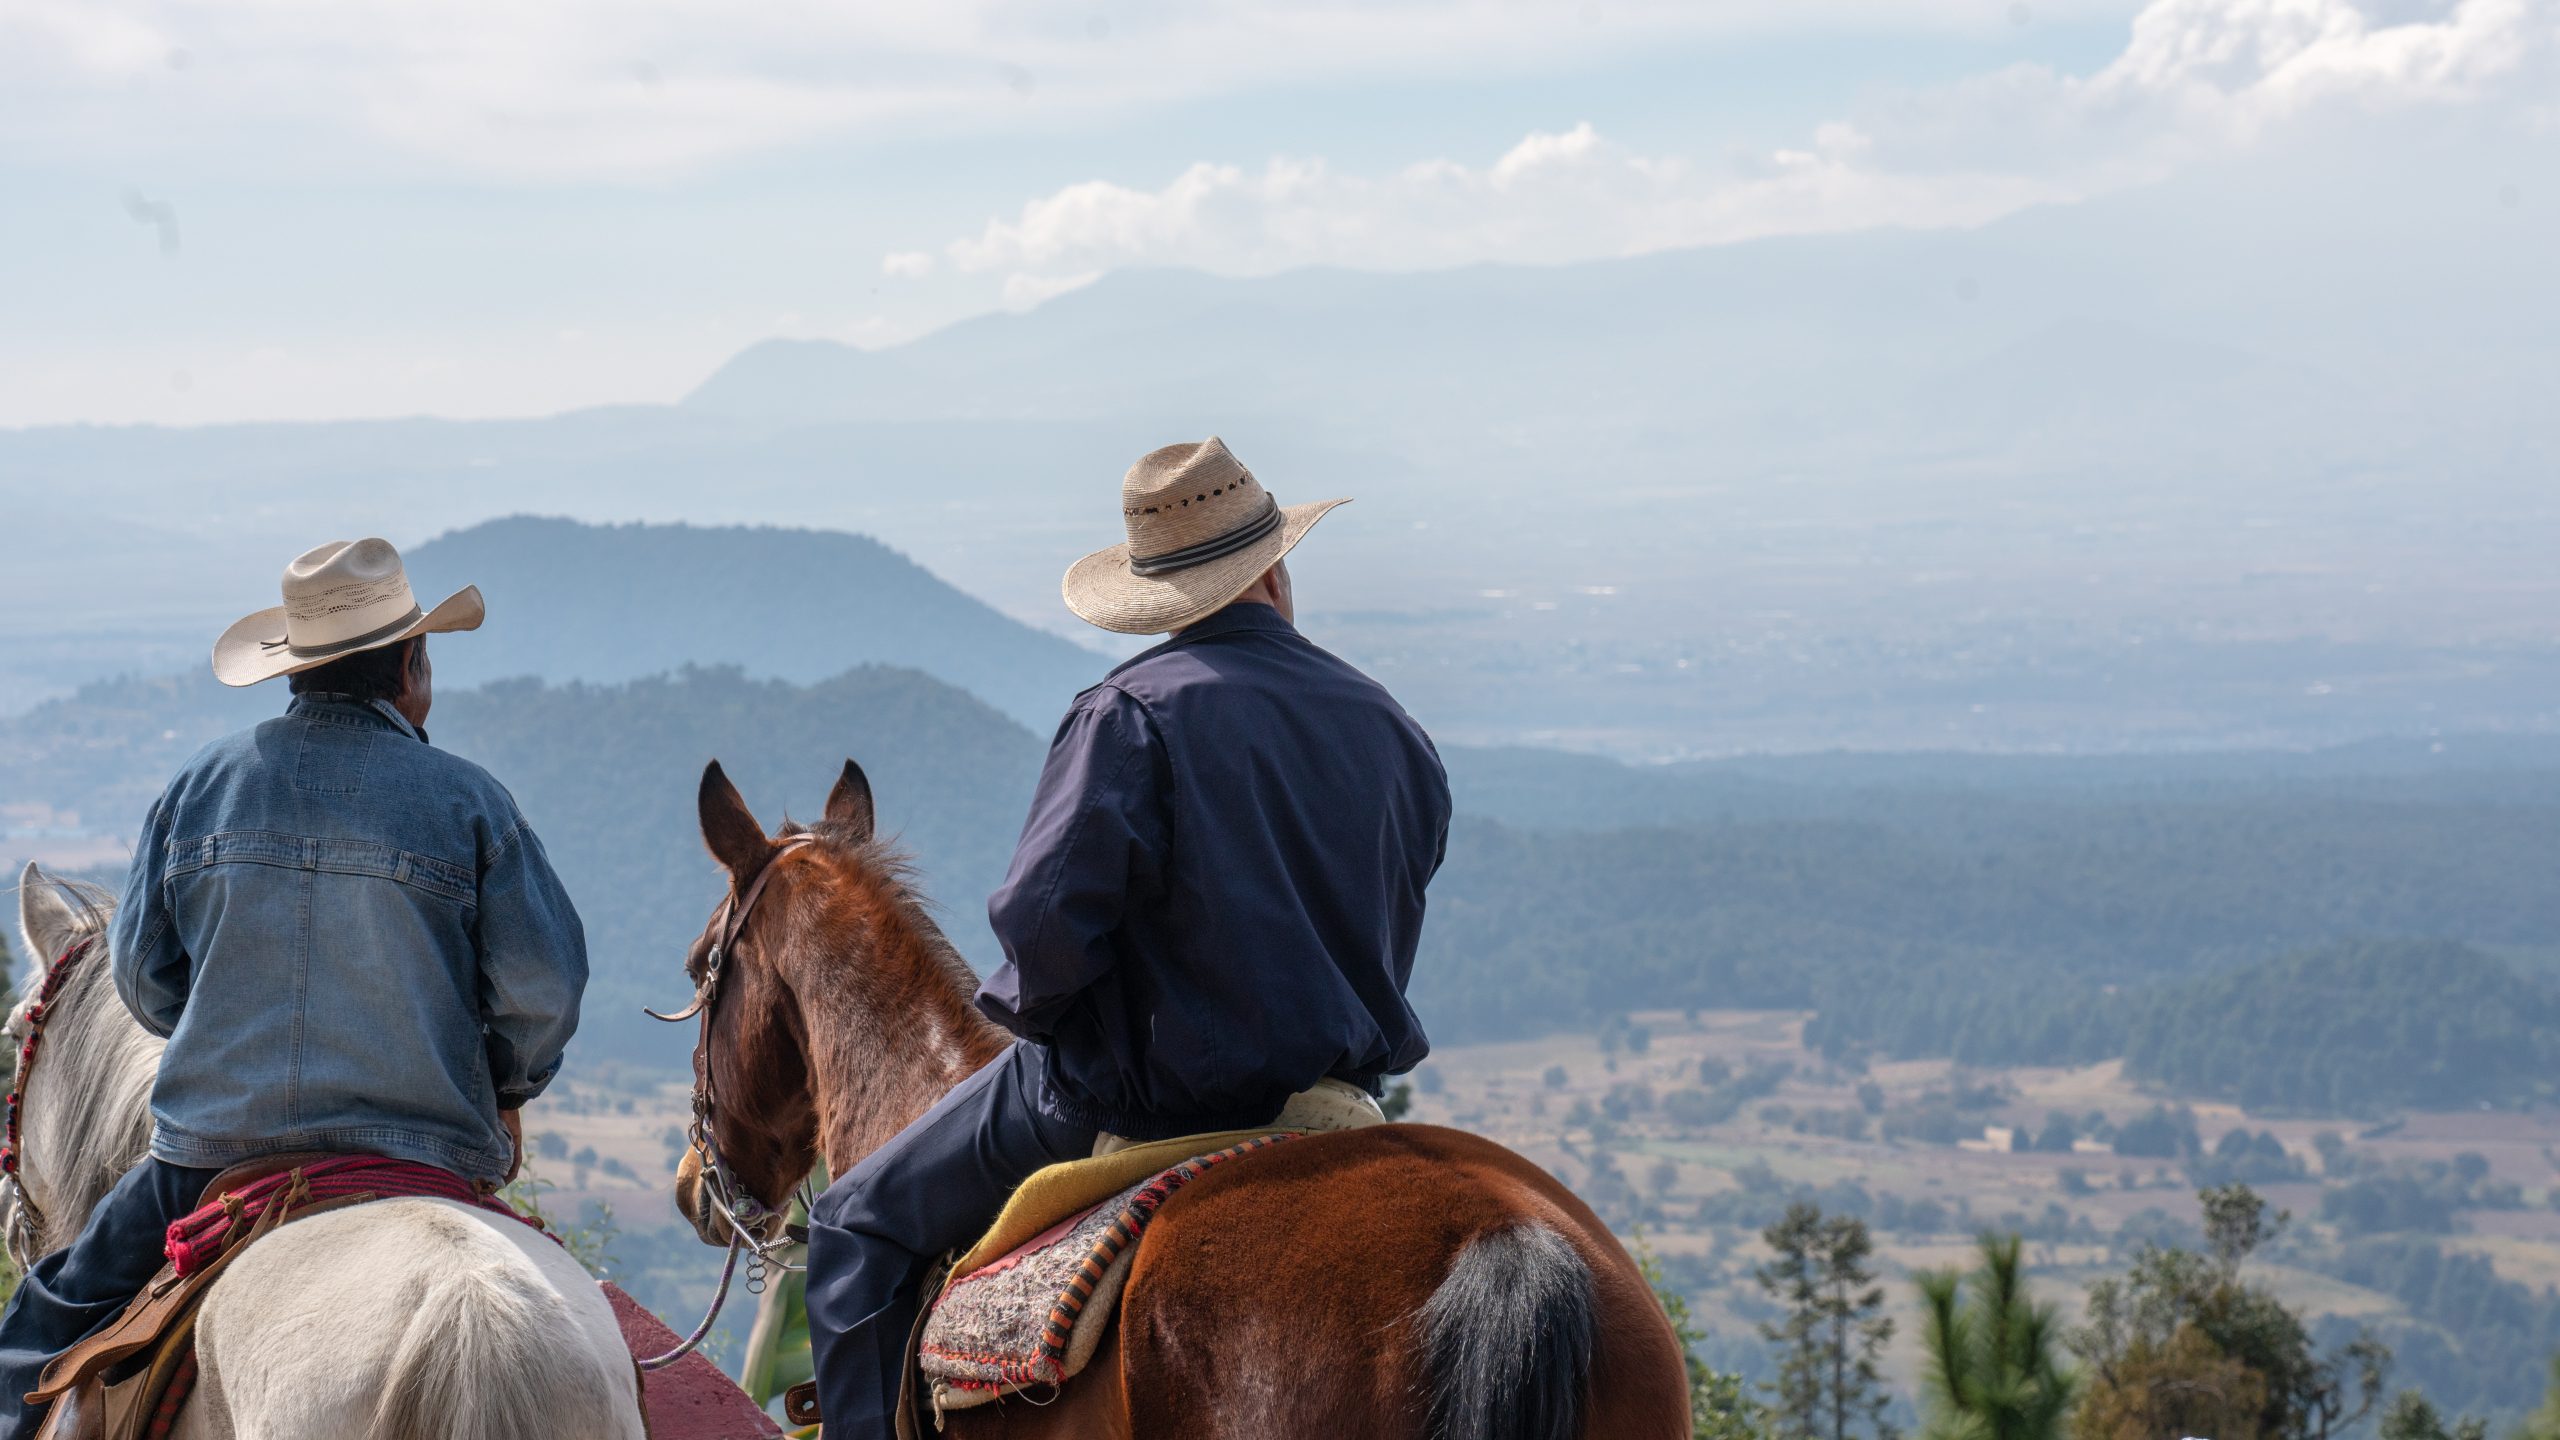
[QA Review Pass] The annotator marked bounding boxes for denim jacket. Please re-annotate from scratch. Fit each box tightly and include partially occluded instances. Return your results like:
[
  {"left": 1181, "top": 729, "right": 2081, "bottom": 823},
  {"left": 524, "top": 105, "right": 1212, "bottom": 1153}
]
[{"left": 109, "top": 694, "right": 587, "bottom": 1181}]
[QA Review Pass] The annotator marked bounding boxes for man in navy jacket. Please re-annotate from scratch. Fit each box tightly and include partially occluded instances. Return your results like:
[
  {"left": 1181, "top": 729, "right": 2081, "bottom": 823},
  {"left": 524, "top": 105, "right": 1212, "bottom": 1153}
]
[{"left": 805, "top": 437, "right": 1452, "bottom": 1436}]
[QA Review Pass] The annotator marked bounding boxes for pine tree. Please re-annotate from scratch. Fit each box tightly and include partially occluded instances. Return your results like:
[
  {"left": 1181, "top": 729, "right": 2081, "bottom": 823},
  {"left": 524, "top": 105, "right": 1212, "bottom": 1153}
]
[
  {"left": 1758, "top": 1203, "right": 1897, "bottom": 1440},
  {"left": 2376, "top": 1391, "right": 2485, "bottom": 1440},
  {"left": 1916, "top": 1235, "right": 2076, "bottom": 1440},
  {"left": 2522, "top": 1357, "right": 2560, "bottom": 1440}
]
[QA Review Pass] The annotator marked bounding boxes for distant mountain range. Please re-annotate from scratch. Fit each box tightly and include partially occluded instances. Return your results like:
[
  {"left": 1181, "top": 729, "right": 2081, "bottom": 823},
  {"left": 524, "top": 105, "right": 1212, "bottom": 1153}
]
[
  {"left": 7, "top": 142, "right": 2554, "bottom": 754},
  {"left": 13, "top": 550, "right": 2560, "bottom": 1073},
  {"left": 404, "top": 516, "right": 1104, "bottom": 728},
  {"left": 683, "top": 154, "right": 2555, "bottom": 475}
]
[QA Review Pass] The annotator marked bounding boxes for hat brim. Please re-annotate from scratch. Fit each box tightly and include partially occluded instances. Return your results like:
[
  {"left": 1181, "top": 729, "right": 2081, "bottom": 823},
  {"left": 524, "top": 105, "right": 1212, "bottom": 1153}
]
[
  {"left": 1062, "top": 499, "right": 1347, "bottom": 636},
  {"left": 210, "top": 585, "right": 486, "bottom": 687}
]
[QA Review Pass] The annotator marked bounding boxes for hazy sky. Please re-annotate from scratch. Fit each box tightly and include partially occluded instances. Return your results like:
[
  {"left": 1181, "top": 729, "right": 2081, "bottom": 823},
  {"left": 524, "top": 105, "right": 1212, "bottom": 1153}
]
[{"left": 2, "top": 0, "right": 2548, "bottom": 426}]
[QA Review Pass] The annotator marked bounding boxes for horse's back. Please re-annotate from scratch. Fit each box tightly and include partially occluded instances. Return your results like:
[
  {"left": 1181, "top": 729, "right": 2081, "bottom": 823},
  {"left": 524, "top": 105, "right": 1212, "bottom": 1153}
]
[
  {"left": 953, "top": 1123, "right": 1686, "bottom": 1440},
  {"left": 193, "top": 1196, "right": 642, "bottom": 1440}
]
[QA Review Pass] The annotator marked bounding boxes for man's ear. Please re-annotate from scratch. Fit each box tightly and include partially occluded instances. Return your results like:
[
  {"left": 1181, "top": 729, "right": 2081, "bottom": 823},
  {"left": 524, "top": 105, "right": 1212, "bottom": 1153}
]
[
  {"left": 698, "top": 761, "right": 773, "bottom": 883},
  {"left": 824, "top": 760, "right": 875, "bottom": 844}
]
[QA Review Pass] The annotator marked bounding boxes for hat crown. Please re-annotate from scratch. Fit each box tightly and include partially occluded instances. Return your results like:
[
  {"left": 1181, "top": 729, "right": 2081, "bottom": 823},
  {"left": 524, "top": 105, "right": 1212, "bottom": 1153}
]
[
  {"left": 278, "top": 538, "right": 421, "bottom": 651},
  {"left": 1119, "top": 437, "right": 1275, "bottom": 564}
]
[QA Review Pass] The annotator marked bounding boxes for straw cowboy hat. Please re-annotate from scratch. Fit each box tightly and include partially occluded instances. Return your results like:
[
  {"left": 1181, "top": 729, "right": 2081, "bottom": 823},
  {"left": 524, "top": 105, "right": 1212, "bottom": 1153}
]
[
  {"left": 1064, "top": 437, "right": 1347, "bottom": 635},
  {"left": 212, "top": 538, "right": 483, "bottom": 687}
]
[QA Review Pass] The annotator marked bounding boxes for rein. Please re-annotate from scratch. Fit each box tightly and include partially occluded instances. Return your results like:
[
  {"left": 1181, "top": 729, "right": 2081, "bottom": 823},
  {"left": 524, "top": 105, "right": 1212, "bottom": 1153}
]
[
  {"left": 3, "top": 935, "right": 98, "bottom": 1271},
  {"left": 638, "top": 834, "right": 818, "bottom": 1370}
]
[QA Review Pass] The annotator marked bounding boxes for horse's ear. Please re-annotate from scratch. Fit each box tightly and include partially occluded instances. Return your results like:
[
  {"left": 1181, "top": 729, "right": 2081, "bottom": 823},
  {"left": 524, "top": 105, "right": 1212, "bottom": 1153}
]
[
  {"left": 824, "top": 760, "right": 875, "bottom": 843},
  {"left": 698, "top": 761, "right": 772, "bottom": 884},
  {"left": 18, "top": 862, "right": 79, "bottom": 969}
]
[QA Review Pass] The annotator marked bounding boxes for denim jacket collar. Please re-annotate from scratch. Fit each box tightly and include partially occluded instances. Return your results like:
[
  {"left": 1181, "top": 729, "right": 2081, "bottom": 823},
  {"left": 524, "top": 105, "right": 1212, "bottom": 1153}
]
[{"left": 287, "top": 693, "right": 427, "bottom": 745}]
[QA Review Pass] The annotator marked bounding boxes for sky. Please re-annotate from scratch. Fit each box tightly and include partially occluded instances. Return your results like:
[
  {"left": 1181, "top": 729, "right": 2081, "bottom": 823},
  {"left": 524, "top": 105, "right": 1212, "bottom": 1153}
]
[{"left": 1, "top": 0, "right": 2550, "bottom": 427}]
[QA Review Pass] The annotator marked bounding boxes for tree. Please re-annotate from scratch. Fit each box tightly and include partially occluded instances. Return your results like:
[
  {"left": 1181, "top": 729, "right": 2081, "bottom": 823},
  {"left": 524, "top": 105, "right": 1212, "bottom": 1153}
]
[
  {"left": 2070, "top": 1185, "right": 2387, "bottom": 1440},
  {"left": 1639, "top": 1235, "right": 1768, "bottom": 1440},
  {"left": 1915, "top": 1235, "right": 2075, "bottom": 1440},
  {"left": 2376, "top": 1391, "right": 2485, "bottom": 1440},
  {"left": 2523, "top": 1357, "right": 2560, "bottom": 1440},
  {"left": 2073, "top": 1326, "right": 2266, "bottom": 1440},
  {"left": 1380, "top": 1082, "right": 1414, "bottom": 1120},
  {"left": 1758, "top": 1203, "right": 1897, "bottom": 1440}
]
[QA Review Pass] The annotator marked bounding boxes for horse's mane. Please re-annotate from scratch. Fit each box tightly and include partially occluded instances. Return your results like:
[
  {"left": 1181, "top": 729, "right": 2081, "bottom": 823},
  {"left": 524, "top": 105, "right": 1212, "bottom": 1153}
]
[
  {"left": 10, "top": 888, "right": 162, "bottom": 1254},
  {"left": 785, "top": 819, "right": 987, "bottom": 1008}
]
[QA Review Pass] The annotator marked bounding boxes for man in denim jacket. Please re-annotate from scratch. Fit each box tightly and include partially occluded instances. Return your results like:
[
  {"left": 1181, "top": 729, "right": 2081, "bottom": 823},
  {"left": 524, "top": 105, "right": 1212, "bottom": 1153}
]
[{"left": 0, "top": 538, "right": 587, "bottom": 1435}]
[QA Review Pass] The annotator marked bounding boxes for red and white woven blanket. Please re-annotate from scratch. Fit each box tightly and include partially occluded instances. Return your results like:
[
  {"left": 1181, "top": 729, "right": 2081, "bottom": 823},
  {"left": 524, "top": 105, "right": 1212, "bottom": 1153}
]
[
  {"left": 164, "top": 1156, "right": 540, "bottom": 1277},
  {"left": 917, "top": 1135, "right": 1288, "bottom": 1408}
]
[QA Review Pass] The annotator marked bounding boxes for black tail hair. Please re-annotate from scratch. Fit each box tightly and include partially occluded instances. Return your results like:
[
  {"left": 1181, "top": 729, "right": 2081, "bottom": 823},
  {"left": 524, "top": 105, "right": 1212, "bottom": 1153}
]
[{"left": 1420, "top": 1222, "right": 1596, "bottom": 1440}]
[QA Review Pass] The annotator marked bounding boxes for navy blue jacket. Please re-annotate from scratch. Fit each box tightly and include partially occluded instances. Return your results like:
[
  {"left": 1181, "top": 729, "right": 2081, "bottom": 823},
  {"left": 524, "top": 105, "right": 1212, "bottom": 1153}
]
[{"left": 979, "top": 604, "right": 1451, "bottom": 1138}]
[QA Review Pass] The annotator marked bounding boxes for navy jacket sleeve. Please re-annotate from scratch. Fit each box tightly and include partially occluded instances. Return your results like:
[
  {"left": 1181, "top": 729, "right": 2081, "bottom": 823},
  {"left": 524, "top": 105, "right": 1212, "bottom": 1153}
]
[{"left": 978, "top": 687, "right": 1169, "bottom": 1039}]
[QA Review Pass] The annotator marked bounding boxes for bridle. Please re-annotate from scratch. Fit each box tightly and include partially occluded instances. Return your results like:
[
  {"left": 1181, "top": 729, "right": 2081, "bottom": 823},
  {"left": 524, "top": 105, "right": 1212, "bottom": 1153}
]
[
  {"left": 2, "top": 935, "right": 98, "bottom": 1272},
  {"left": 638, "top": 834, "right": 819, "bottom": 1369}
]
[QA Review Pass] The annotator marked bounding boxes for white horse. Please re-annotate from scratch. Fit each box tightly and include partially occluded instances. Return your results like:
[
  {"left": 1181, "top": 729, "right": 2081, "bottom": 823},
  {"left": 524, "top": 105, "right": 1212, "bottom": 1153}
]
[{"left": 9, "top": 864, "right": 645, "bottom": 1440}]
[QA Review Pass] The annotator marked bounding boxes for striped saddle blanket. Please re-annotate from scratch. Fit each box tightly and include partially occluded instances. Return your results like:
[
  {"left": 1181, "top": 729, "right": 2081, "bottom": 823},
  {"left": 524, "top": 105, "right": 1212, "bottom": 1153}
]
[{"left": 915, "top": 1134, "right": 1293, "bottom": 1419}]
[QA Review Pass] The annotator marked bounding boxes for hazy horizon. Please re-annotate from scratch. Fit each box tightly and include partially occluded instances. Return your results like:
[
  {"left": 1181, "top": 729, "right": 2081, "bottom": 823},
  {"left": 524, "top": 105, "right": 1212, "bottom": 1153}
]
[{"left": 6, "top": 0, "right": 2552, "bottom": 427}]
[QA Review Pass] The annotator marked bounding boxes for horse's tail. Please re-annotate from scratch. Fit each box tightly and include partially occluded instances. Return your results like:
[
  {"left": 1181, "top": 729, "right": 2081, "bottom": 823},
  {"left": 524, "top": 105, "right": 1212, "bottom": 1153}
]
[
  {"left": 370, "top": 1235, "right": 625, "bottom": 1440},
  {"left": 1419, "top": 1221, "right": 1596, "bottom": 1440}
]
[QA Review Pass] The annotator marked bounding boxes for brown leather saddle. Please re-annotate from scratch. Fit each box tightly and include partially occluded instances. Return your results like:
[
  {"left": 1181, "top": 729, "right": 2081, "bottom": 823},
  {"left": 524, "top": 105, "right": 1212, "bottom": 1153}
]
[{"left": 30, "top": 1154, "right": 366, "bottom": 1440}]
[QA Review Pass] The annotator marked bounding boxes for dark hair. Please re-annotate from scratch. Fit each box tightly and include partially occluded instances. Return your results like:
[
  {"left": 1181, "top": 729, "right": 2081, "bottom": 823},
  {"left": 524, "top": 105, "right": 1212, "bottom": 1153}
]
[{"left": 288, "top": 636, "right": 422, "bottom": 705}]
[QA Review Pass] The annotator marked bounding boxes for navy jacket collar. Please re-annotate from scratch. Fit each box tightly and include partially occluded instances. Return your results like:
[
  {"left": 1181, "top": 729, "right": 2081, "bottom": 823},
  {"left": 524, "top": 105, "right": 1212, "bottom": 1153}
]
[{"left": 1111, "top": 604, "right": 1298, "bottom": 679}]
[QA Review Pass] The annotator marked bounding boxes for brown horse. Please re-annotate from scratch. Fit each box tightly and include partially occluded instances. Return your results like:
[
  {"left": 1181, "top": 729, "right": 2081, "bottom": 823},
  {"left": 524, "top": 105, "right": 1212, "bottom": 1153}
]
[{"left": 670, "top": 759, "right": 1689, "bottom": 1439}]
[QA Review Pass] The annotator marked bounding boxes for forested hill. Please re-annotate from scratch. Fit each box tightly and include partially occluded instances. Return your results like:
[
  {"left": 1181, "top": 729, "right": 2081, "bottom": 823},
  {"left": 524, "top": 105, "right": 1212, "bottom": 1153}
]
[
  {"left": 12, "top": 651, "right": 2560, "bottom": 1089},
  {"left": 435, "top": 666, "right": 1045, "bottom": 1062},
  {"left": 2120, "top": 940, "right": 2560, "bottom": 1113},
  {"left": 1414, "top": 789, "right": 2560, "bottom": 1050},
  {"left": 407, "top": 516, "right": 1105, "bottom": 728}
]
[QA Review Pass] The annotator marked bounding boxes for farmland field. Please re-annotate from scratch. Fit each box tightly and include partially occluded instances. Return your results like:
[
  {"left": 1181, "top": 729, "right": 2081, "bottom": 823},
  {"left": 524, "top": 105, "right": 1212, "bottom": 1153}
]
[{"left": 526, "top": 1008, "right": 2560, "bottom": 1403}]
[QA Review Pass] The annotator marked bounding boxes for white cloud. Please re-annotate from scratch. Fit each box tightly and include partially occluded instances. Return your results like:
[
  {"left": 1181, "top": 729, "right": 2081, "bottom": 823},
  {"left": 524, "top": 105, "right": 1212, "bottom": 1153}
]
[
  {"left": 881, "top": 251, "right": 938, "bottom": 279},
  {"left": 0, "top": 0, "right": 2141, "bottom": 179},
  {"left": 907, "top": 0, "right": 2554, "bottom": 294},
  {"left": 5, "top": 0, "right": 169, "bottom": 76},
  {"left": 4, "top": 0, "right": 2533, "bottom": 186},
  {"left": 1000, "top": 271, "right": 1102, "bottom": 310},
  {"left": 940, "top": 124, "right": 2057, "bottom": 286}
]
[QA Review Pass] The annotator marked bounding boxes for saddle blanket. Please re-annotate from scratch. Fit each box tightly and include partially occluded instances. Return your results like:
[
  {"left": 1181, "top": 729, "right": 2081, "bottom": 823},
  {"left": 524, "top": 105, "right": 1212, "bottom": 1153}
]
[
  {"left": 916, "top": 1134, "right": 1294, "bottom": 1416},
  {"left": 164, "top": 1155, "right": 537, "bottom": 1275}
]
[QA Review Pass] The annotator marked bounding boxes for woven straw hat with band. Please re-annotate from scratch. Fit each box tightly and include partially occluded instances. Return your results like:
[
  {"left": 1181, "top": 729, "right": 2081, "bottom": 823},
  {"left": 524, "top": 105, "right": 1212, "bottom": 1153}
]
[
  {"left": 1063, "top": 437, "right": 1347, "bottom": 635},
  {"left": 212, "top": 537, "right": 483, "bottom": 687}
]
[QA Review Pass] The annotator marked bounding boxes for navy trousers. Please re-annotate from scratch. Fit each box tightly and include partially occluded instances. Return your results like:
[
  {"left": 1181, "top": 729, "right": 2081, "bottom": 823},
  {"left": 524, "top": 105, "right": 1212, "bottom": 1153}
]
[
  {"left": 805, "top": 1042, "right": 1095, "bottom": 1439},
  {"left": 0, "top": 1159, "right": 220, "bottom": 1440}
]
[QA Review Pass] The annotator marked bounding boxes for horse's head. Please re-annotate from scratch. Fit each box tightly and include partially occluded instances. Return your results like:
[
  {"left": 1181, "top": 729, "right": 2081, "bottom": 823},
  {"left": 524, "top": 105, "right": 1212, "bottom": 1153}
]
[
  {"left": 9, "top": 863, "right": 159, "bottom": 1261},
  {"left": 668, "top": 759, "right": 998, "bottom": 1249}
]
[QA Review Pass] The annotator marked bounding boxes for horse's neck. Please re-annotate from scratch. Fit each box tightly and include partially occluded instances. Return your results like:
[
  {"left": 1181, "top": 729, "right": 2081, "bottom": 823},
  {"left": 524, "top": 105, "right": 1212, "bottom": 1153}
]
[
  {"left": 798, "top": 899, "right": 1009, "bottom": 1179},
  {"left": 23, "top": 942, "right": 164, "bottom": 1252}
]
